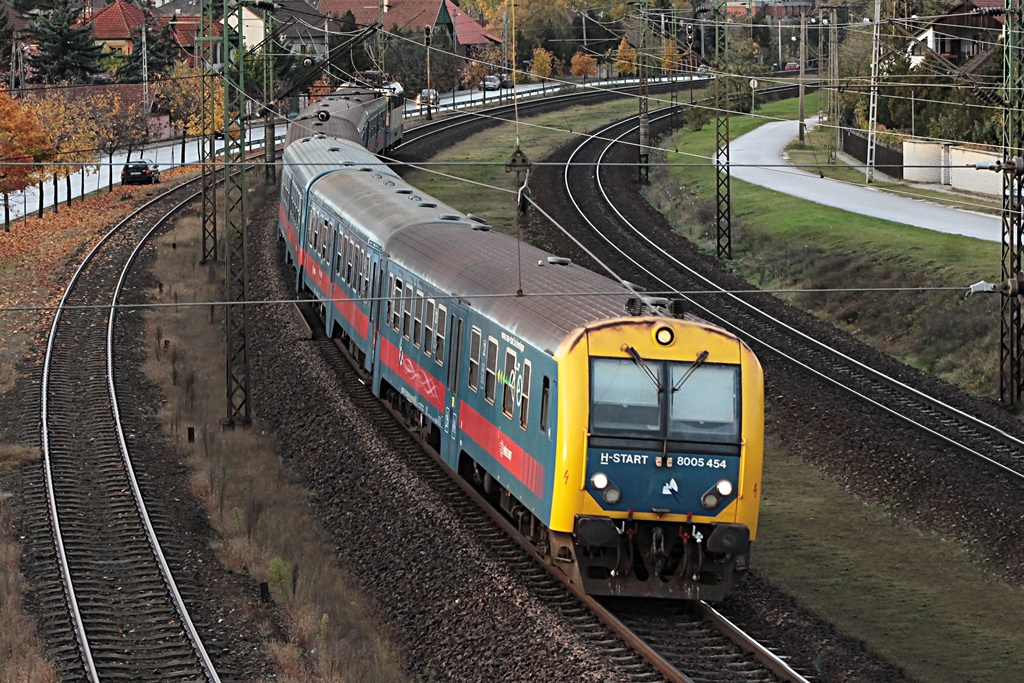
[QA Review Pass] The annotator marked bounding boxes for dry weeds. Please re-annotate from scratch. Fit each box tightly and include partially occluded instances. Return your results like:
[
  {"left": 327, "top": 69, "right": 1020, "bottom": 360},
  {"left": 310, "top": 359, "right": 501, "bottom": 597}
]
[{"left": 144, "top": 196, "right": 407, "bottom": 682}]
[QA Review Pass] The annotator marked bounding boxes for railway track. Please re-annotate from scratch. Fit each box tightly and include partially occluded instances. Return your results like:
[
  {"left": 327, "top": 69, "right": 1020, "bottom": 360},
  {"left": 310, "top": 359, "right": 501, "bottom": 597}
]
[
  {"left": 31, "top": 178, "right": 219, "bottom": 681},
  {"left": 361, "top": 96, "right": 818, "bottom": 681},
  {"left": 292, "top": 299, "right": 805, "bottom": 682},
  {"left": 557, "top": 109, "right": 1024, "bottom": 484}
]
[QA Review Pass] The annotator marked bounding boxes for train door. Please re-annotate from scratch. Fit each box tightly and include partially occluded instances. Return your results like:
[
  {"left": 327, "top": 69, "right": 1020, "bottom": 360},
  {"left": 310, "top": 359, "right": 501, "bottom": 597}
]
[
  {"left": 368, "top": 258, "right": 385, "bottom": 374},
  {"left": 441, "top": 304, "right": 466, "bottom": 466}
]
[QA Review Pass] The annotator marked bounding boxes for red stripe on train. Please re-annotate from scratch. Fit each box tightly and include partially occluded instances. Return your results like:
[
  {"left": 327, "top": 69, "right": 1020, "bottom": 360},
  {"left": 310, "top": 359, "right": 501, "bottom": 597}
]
[
  {"left": 378, "top": 337, "right": 446, "bottom": 411},
  {"left": 459, "top": 402, "right": 544, "bottom": 497}
]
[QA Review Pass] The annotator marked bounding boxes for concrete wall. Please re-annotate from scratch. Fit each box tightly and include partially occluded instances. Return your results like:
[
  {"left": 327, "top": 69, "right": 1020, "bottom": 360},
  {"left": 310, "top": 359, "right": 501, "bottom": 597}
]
[{"left": 902, "top": 139, "right": 1002, "bottom": 196}]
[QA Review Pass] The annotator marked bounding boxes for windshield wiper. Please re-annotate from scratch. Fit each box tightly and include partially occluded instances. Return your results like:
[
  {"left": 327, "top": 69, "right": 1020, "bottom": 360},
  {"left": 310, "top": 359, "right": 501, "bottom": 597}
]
[
  {"left": 672, "top": 350, "right": 709, "bottom": 392},
  {"left": 625, "top": 345, "right": 662, "bottom": 392}
]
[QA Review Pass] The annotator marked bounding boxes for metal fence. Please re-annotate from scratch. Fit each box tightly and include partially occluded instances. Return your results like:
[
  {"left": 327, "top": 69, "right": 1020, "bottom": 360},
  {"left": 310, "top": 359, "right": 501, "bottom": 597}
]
[{"left": 841, "top": 127, "right": 904, "bottom": 180}]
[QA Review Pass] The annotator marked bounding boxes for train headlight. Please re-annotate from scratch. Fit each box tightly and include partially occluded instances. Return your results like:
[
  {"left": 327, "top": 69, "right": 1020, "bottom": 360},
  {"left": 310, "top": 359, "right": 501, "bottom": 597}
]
[
  {"left": 603, "top": 486, "right": 622, "bottom": 504},
  {"left": 591, "top": 472, "right": 609, "bottom": 490},
  {"left": 654, "top": 326, "right": 674, "bottom": 346},
  {"left": 701, "top": 480, "right": 734, "bottom": 509}
]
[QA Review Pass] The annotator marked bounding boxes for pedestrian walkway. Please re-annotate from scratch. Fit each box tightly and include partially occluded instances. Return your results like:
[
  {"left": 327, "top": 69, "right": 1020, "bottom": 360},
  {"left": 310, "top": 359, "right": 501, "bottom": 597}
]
[{"left": 730, "top": 118, "right": 1002, "bottom": 243}]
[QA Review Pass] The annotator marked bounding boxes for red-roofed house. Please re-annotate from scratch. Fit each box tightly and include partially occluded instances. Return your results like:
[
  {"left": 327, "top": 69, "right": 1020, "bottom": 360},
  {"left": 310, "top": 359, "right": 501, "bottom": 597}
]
[
  {"left": 315, "top": 0, "right": 498, "bottom": 55},
  {"left": 83, "top": 0, "right": 145, "bottom": 55}
]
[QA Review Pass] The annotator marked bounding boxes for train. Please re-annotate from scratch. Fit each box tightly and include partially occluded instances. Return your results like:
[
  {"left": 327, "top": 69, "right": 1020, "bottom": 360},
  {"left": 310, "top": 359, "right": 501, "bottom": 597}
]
[
  {"left": 285, "top": 71, "right": 405, "bottom": 151},
  {"left": 277, "top": 78, "right": 764, "bottom": 601}
]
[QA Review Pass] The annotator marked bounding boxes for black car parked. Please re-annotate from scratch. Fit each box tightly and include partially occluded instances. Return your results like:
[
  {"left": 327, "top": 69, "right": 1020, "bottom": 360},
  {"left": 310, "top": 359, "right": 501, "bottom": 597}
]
[{"left": 121, "top": 160, "right": 161, "bottom": 185}]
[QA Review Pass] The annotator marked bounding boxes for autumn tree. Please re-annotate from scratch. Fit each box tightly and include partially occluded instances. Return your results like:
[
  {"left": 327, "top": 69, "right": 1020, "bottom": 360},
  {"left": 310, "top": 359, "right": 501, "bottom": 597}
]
[
  {"left": 92, "top": 92, "right": 148, "bottom": 191},
  {"left": 661, "top": 38, "right": 682, "bottom": 75},
  {"left": 308, "top": 74, "right": 331, "bottom": 104},
  {"left": 0, "top": 88, "right": 53, "bottom": 230},
  {"left": 154, "top": 61, "right": 224, "bottom": 160},
  {"left": 531, "top": 47, "right": 553, "bottom": 94},
  {"left": 26, "top": 89, "right": 98, "bottom": 214},
  {"left": 570, "top": 52, "right": 597, "bottom": 82},
  {"left": 614, "top": 37, "right": 636, "bottom": 76},
  {"left": 28, "top": 0, "right": 103, "bottom": 83}
]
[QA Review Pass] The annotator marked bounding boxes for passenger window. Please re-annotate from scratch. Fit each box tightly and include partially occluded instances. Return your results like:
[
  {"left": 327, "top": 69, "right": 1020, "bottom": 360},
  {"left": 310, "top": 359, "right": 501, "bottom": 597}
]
[
  {"left": 540, "top": 377, "right": 550, "bottom": 433},
  {"left": 386, "top": 275, "right": 394, "bottom": 327},
  {"left": 321, "top": 220, "right": 330, "bottom": 260},
  {"left": 519, "top": 361, "right": 531, "bottom": 429},
  {"left": 424, "top": 300, "right": 435, "bottom": 356},
  {"left": 392, "top": 278, "right": 403, "bottom": 331},
  {"left": 502, "top": 350, "right": 516, "bottom": 418},
  {"left": 435, "top": 305, "right": 447, "bottom": 363},
  {"left": 402, "top": 285, "right": 413, "bottom": 338},
  {"left": 346, "top": 239, "right": 354, "bottom": 284},
  {"left": 468, "top": 328, "right": 481, "bottom": 390},
  {"left": 361, "top": 250, "right": 370, "bottom": 297},
  {"left": 413, "top": 293, "right": 424, "bottom": 347},
  {"left": 336, "top": 239, "right": 344, "bottom": 276},
  {"left": 484, "top": 337, "right": 498, "bottom": 404}
]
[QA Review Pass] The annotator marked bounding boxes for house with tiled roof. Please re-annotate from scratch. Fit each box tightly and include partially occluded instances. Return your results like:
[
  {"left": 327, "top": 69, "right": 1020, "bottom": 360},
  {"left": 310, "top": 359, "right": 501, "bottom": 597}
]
[
  {"left": 242, "top": 0, "right": 333, "bottom": 57},
  {"left": 315, "top": 0, "right": 497, "bottom": 53},
  {"left": 1, "top": 0, "right": 30, "bottom": 36},
  {"left": 910, "top": 0, "right": 1003, "bottom": 72},
  {"left": 82, "top": 0, "right": 145, "bottom": 55}
]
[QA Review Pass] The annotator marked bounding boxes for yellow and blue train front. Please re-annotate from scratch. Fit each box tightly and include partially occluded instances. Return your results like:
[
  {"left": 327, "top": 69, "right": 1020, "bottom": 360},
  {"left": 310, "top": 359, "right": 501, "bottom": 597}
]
[{"left": 548, "top": 317, "right": 764, "bottom": 601}]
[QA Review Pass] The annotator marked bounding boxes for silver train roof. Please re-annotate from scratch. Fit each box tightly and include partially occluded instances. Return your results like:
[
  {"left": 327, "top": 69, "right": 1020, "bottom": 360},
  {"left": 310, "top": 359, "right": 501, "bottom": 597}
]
[
  {"left": 282, "top": 135, "right": 398, "bottom": 190},
  {"left": 289, "top": 139, "right": 635, "bottom": 353}
]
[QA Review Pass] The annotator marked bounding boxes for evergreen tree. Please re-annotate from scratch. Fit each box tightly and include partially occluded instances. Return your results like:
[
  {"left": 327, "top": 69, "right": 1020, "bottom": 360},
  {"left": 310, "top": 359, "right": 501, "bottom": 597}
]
[
  {"left": 28, "top": 0, "right": 103, "bottom": 83},
  {"left": 117, "top": 16, "right": 178, "bottom": 83},
  {"left": 0, "top": 9, "right": 14, "bottom": 74}
]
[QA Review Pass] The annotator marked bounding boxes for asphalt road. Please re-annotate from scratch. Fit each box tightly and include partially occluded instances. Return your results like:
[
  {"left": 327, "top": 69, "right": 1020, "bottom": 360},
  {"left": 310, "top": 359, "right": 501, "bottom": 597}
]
[{"left": 730, "top": 119, "right": 1002, "bottom": 243}]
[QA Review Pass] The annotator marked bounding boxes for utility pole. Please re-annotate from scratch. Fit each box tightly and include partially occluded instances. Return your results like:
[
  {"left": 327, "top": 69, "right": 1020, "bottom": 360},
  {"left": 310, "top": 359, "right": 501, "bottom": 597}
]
[
  {"left": 199, "top": 0, "right": 218, "bottom": 263},
  {"left": 263, "top": 8, "right": 275, "bottom": 183},
  {"left": 798, "top": 13, "right": 806, "bottom": 143},
  {"left": 222, "top": 0, "right": 251, "bottom": 427},
  {"left": 714, "top": 0, "right": 731, "bottom": 260},
  {"left": 1000, "top": 0, "right": 1024, "bottom": 406},
  {"left": 866, "top": 0, "right": 882, "bottom": 183},
  {"left": 424, "top": 25, "right": 432, "bottom": 120},
  {"left": 142, "top": 19, "right": 150, "bottom": 118},
  {"left": 829, "top": 6, "right": 839, "bottom": 159},
  {"left": 638, "top": 0, "right": 650, "bottom": 183}
]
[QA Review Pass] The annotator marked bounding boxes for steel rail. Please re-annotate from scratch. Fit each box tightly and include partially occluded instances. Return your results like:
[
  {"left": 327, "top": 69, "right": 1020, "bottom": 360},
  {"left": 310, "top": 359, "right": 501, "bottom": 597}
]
[{"left": 563, "top": 111, "right": 1024, "bottom": 483}]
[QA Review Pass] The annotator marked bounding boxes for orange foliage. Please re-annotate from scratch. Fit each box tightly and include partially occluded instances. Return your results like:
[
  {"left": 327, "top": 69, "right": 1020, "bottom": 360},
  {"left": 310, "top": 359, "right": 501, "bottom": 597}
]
[
  {"left": 0, "top": 186, "right": 156, "bottom": 341},
  {"left": 308, "top": 76, "right": 331, "bottom": 103}
]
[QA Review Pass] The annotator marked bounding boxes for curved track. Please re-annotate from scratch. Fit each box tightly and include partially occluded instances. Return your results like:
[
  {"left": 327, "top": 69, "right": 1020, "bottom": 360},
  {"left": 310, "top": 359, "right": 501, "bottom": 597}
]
[
  {"left": 559, "top": 110, "right": 1024, "bottom": 483},
  {"left": 38, "top": 180, "right": 219, "bottom": 681},
  {"left": 376, "top": 96, "right": 814, "bottom": 682}
]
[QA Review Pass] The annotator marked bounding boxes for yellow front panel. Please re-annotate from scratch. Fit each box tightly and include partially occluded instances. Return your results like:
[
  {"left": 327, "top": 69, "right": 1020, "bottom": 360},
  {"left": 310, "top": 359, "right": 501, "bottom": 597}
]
[{"left": 547, "top": 317, "right": 764, "bottom": 536}]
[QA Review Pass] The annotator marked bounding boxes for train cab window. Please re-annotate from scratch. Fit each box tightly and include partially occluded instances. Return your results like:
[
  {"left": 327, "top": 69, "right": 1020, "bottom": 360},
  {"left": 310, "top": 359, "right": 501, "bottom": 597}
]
[
  {"left": 591, "top": 358, "right": 661, "bottom": 433},
  {"left": 424, "top": 300, "right": 435, "bottom": 356},
  {"left": 468, "top": 327, "right": 481, "bottom": 390},
  {"left": 540, "top": 376, "right": 550, "bottom": 433},
  {"left": 669, "top": 363, "right": 741, "bottom": 443},
  {"left": 402, "top": 285, "right": 413, "bottom": 338},
  {"left": 413, "top": 293, "right": 424, "bottom": 347},
  {"left": 484, "top": 337, "right": 498, "bottom": 404},
  {"left": 519, "top": 361, "right": 531, "bottom": 429},
  {"left": 501, "top": 350, "right": 517, "bottom": 418},
  {"left": 434, "top": 305, "right": 447, "bottom": 364}
]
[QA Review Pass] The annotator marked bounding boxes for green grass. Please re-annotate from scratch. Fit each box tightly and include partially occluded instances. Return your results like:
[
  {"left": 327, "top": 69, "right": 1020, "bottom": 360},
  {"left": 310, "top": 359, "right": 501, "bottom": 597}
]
[
  {"left": 759, "top": 444, "right": 1024, "bottom": 682},
  {"left": 652, "top": 97, "right": 1002, "bottom": 394},
  {"left": 416, "top": 95, "right": 1024, "bottom": 681}
]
